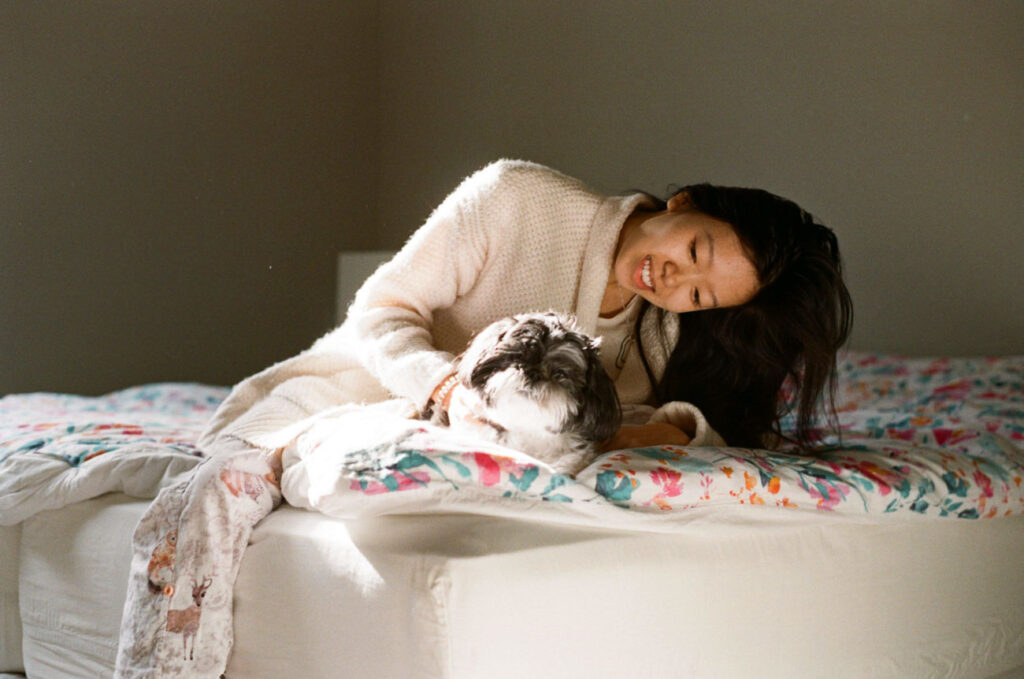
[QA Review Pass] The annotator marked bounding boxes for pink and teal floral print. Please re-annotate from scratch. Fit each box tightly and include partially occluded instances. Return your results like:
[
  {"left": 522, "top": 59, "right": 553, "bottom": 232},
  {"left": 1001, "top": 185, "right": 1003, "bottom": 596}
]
[
  {"left": 2, "top": 352, "right": 1021, "bottom": 521},
  {"left": 0, "top": 384, "right": 227, "bottom": 467},
  {"left": 334, "top": 352, "right": 1023, "bottom": 519}
]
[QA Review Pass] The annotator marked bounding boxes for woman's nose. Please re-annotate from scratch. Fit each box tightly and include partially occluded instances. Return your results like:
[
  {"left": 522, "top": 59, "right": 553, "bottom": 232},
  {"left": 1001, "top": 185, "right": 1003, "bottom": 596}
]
[
  {"left": 662, "top": 260, "right": 698, "bottom": 291},
  {"left": 662, "top": 260, "right": 683, "bottom": 288}
]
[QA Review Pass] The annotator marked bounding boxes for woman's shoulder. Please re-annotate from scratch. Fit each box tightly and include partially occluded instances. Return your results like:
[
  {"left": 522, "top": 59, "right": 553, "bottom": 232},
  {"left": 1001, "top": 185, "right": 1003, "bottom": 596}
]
[
  {"left": 442, "top": 159, "right": 609, "bottom": 243},
  {"left": 464, "top": 159, "right": 602, "bottom": 200},
  {"left": 476, "top": 157, "right": 570, "bottom": 180}
]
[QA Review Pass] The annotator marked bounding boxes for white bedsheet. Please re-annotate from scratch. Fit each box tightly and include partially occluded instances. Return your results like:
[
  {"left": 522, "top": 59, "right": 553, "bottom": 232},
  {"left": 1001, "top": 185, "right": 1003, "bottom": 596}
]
[{"left": 8, "top": 493, "right": 1024, "bottom": 678}]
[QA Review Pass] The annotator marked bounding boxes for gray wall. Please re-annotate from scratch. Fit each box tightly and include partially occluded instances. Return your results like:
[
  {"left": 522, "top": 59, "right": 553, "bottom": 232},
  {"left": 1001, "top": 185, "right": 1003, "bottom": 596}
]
[
  {"left": 2, "top": 1, "right": 1021, "bottom": 394},
  {"left": 1, "top": 1, "right": 380, "bottom": 394},
  {"left": 375, "top": 0, "right": 1023, "bottom": 357}
]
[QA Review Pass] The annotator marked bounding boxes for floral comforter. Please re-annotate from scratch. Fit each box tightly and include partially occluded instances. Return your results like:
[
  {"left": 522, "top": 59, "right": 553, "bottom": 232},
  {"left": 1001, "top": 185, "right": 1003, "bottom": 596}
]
[
  {"left": 0, "top": 384, "right": 225, "bottom": 525},
  {"left": 1, "top": 352, "right": 1022, "bottom": 526}
]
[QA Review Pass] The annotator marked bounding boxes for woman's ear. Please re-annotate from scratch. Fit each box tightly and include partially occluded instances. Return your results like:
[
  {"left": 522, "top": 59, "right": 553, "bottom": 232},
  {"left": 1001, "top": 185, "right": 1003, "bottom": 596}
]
[{"left": 666, "top": 191, "right": 693, "bottom": 212}]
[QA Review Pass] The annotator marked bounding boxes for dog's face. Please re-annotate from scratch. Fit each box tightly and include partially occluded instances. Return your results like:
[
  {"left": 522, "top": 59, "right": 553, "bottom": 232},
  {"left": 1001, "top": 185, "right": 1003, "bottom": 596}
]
[{"left": 446, "top": 312, "right": 621, "bottom": 470}]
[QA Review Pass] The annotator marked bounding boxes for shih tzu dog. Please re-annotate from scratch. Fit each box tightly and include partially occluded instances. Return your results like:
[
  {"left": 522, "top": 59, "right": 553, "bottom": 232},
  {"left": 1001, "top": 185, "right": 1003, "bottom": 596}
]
[{"left": 431, "top": 311, "right": 621, "bottom": 475}]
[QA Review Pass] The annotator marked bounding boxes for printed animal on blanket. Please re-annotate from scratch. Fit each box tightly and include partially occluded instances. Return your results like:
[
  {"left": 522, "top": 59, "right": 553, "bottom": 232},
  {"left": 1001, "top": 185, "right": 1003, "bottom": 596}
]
[
  {"left": 147, "top": 529, "right": 178, "bottom": 595},
  {"left": 166, "top": 574, "right": 214, "bottom": 661},
  {"left": 219, "top": 466, "right": 279, "bottom": 502},
  {"left": 432, "top": 311, "right": 621, "bottom": 475}
]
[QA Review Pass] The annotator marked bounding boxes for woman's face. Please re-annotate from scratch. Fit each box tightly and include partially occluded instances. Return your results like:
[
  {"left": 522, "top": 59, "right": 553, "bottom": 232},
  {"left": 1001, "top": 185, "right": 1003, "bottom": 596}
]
[{"left": 613, "top": 194, "right": 760, "bottom": 314}]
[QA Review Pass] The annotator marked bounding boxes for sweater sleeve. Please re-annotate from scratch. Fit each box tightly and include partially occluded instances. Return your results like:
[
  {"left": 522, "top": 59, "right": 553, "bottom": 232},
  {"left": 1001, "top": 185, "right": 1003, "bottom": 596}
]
[
  {"left": 620, "top": 401, "right": 727, "bottom": 446},
  {"left": 648, "top": 401, "right": 727, "bottom": 447},
  {"left": 338, "top": 162, "right": 506, "bottom": 409}
]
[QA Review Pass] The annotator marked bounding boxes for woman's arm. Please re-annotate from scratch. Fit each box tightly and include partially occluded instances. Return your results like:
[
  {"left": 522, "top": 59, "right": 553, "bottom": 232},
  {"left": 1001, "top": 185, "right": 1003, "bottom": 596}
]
[
  {"left": 602, "top": 401, "right": 726, "bottom": 452},
  {"left": 339, "top": 163, "right": 505, "bottom": 409},
  {"left": 600, "top": 421, "right": 692, "bottom": 452}
]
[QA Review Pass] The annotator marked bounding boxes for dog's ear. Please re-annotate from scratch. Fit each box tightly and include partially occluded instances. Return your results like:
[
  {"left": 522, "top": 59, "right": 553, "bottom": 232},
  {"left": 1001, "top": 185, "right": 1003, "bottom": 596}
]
[
  {"left": 461, "top": 316, "right": 518, "bottom": 390},
  {"left": 574, "top": 342, "right": 621, "bottom": 444}
]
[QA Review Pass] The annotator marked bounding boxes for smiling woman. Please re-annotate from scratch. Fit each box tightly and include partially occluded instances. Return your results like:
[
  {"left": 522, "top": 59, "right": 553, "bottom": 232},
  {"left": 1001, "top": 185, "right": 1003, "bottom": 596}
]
[
  {"left": 626, "top": 182, "right": 854, "bottom": 450},
  {"left": 208, "top": 160, "right": 851, "bottom": 458},
  {"left": 605, "top": 192, "right": 760, "bottom": 315}
]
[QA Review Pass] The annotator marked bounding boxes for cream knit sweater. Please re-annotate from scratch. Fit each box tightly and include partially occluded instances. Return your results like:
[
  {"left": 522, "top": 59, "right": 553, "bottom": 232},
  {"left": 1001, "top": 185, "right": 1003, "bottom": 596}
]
[{"left": 199, "top": 160, "right": 724, "bottom": 453}]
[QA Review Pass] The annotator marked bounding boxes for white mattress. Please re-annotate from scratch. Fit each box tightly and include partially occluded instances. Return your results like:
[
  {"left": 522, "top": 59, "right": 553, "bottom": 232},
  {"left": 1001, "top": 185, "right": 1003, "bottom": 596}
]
[
  {"left": 7, "top": 493, "right": 1024, "bottom": 678},
  {"left": 16, "top": 495, "right": 140, "bottom": 677}
]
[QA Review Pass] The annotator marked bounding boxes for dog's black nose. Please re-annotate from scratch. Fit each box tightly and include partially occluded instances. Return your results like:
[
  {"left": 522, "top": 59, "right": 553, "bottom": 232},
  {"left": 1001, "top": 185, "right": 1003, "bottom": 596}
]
[{"left": 509, "top": 322, "right": 551, "bottom": 360}]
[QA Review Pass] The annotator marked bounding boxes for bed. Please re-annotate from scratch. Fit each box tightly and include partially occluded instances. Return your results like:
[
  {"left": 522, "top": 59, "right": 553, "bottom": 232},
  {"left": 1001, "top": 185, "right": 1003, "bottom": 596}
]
[{"left": 1, "top": 351, "right": 1022, "bottom": 678}]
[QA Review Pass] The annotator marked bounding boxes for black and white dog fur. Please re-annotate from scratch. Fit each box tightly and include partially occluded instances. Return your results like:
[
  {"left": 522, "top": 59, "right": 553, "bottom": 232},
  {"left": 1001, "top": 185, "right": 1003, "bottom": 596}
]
[{"left": 432, "top": 311, "right": 621, "bottom": 475}]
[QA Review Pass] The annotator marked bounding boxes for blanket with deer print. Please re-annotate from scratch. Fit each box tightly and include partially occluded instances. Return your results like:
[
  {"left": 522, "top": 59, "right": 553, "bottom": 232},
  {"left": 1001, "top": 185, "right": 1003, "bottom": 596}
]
[{"left": 114, "top": 439, "right": 281, "bottom": 678}]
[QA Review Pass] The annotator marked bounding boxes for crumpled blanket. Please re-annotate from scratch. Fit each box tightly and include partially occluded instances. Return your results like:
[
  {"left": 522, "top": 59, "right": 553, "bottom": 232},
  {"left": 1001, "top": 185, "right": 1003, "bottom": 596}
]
[
  {"left": 114, "top": 438, "right": 280, "bottom": 678},
  {"left": 0, "top": 384, "right": 223, "bottom": 525}
]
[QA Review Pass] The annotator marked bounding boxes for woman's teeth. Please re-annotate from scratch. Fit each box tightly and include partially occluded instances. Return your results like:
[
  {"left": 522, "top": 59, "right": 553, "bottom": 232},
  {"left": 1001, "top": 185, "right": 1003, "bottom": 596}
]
[{"left": 641, "top": 256, "right": 653, "bottom": 289}]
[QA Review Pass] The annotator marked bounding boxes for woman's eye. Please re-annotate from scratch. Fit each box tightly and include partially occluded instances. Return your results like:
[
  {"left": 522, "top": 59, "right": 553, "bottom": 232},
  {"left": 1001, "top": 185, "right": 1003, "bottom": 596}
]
[
  {"left": 690, "top": 239, "right": 697, "bottom": 263},
  {"left": 693, "top": 288, "right": 701, "bottom": 307}
]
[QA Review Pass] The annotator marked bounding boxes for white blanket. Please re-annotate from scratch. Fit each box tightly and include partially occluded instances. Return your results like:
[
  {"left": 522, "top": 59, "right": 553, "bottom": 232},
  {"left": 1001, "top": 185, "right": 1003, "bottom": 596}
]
[
  {"left": 0, "top": 385, "right": 221, "bottom": 526},
  {"left": 0, "top": 445, "right": 200, "bottom": 525}
]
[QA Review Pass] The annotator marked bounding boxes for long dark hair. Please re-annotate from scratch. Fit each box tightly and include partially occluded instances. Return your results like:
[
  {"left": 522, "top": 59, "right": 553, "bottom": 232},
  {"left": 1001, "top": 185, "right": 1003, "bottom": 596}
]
[{"left": 635, "top": 183, "right": 853, "bottom": 451}]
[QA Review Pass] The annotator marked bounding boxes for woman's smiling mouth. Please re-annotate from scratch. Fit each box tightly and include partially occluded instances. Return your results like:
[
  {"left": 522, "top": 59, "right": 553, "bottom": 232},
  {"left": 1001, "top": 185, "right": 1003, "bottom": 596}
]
[{"left": 634, "top": 255, "right": 655, "bottom": 292}]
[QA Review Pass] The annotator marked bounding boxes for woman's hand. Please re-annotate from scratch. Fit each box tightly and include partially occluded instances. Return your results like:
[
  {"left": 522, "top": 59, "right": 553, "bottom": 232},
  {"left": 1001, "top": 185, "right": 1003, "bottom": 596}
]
[{"left": 601, "top": 422, "right": 692, "bottom": 453}]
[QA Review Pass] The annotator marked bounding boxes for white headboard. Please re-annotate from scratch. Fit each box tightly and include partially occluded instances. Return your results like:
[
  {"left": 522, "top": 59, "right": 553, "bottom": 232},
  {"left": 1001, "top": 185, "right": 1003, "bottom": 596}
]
[{"left": 336, "top": 250, "right": 396, "bottom": 324}]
